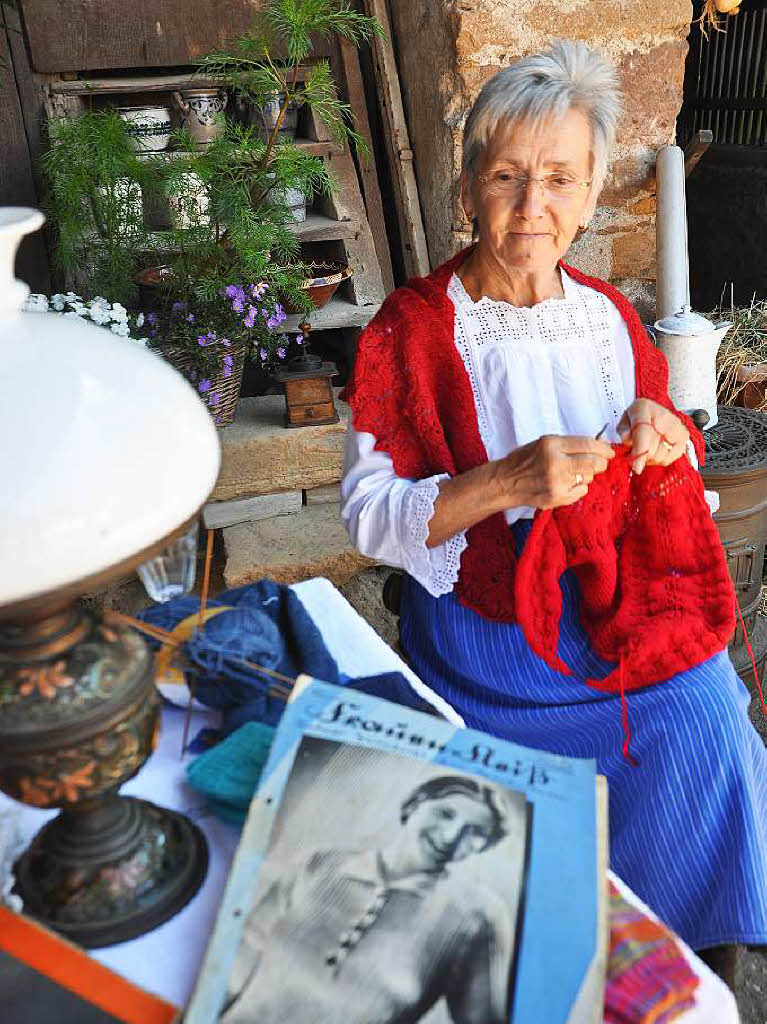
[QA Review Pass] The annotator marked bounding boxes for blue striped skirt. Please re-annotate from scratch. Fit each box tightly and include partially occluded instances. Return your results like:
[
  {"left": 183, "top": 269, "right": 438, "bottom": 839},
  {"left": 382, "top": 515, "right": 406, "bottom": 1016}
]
[{"left": 400, "top": 523, "right": 767, "bottom": 950}]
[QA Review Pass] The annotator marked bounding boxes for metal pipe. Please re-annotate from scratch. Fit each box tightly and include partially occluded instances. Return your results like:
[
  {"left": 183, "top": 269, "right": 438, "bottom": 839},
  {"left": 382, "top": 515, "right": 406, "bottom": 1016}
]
[{"left": 655, "top": 145, "right": 689, "bottom": 320}]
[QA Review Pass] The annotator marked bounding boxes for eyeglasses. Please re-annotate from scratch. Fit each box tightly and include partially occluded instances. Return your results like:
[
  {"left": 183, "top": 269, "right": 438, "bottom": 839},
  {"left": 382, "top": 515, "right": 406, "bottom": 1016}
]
[{"left": 477, "top": 170, "right": 591, "bottom": 200}]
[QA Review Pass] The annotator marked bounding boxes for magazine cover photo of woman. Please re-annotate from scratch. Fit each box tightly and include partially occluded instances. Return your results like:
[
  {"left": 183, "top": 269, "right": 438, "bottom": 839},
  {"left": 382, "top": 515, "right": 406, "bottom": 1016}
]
[{"left": 219, "top": 736, "right": 530, "bottom": 1024}]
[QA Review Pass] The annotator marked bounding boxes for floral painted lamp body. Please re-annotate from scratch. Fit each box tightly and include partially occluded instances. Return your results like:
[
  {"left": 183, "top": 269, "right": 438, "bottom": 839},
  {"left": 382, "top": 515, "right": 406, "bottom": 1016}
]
[{"left": 0, "top": 208, "right": 220, "bottom": 946}]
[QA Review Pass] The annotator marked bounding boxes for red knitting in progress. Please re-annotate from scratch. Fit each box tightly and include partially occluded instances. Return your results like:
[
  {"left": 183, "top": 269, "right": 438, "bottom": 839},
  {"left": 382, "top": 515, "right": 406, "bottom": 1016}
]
[{"left": 342, "top": 247, "right": 736, "bottom": 705}]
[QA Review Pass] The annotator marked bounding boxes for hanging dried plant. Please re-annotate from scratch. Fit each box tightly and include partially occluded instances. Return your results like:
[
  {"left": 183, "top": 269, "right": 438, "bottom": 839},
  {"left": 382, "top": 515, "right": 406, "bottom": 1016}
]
[{"left": 698, "top": 0, "right": 741, "bottom": 38}]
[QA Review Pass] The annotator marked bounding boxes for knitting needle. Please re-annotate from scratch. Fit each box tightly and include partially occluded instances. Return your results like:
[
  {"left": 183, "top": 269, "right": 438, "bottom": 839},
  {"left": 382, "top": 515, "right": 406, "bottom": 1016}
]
[{"left": 595, "top": 422, "right": 609, "bottom": 440}]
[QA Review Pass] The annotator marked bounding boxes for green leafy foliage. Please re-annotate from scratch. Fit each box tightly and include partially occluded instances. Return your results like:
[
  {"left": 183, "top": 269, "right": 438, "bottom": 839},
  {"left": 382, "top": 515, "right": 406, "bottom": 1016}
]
[{"left": 41, "top": 112, "right": 156, "bottom": 304}]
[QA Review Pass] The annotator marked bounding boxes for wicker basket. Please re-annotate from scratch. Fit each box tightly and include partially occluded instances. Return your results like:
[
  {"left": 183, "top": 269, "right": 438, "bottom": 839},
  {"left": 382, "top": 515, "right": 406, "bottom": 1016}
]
[{"left": 157, "top": 340, "right": 248, "bottom": 428}]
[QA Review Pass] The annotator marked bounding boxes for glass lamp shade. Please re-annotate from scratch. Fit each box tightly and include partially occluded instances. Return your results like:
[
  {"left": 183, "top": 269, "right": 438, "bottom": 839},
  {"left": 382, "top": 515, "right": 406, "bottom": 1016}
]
[{"left": 0, "top": 208, "right": 221, "bottom": 615}]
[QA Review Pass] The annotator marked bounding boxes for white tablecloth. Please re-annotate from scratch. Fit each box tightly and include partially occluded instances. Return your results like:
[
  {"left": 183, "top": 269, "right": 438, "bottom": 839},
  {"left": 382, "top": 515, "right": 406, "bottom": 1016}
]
[{"left": 0, "top": 579, "right": 739, "bottom": 1022}]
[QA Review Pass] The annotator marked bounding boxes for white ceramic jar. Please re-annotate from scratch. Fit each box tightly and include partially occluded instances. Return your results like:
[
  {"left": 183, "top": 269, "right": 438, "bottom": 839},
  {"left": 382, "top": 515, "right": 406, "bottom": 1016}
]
[{"left": 118, "top": 105, "right": 172, "bottom": 153}]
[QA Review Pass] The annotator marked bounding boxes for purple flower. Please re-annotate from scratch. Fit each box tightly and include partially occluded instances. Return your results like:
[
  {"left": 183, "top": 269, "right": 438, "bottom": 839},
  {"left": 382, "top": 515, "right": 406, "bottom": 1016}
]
[
  {"left": 223, "top": 354, "right": 234, "bottom": 366},
  {"left": 244, "top": 306, "right": 257, "bottom": 329},
  {"left": 207, "top": 330, "right": 217, "bottom": 340},
  {"left": 261, "top": 307, "right": 269, "bottom": 319},
  {"left": 224, "top": 285, "right": 242, "bottom": 299},
  {"left": 186, "top": 313, "right": 195, "bottom": 323},
  {"left": 222, "top": 338, "right": 231, "bottom": 347},
  {"left": 276, "top": 346, "right": 286, "bottom": 360},
  {"left": 198, "top": 336, "right": 207, "bottom": 347},
  {"left": 250, "top": 282, "right": 268, "bottom": 299},
  {"left": 198, "top": 379, "right": 211, "bottom": 393},
  {"left": 232, "top": 298, "right": 244, "bottom": 312},
  {"left": 208, "top": 392, "right": 220, "bottom": 408},
  {"left": 259, "top": 347, "right": 268, "bottom": 361},
  {"left": 171, "top": 301, "right": 186, "bottom": 313},
  {"left": 223, "top": 365, "right": 232, "bottom": 378},
  {"left": 296, "top": 334, "right": 304, "bottom": 345},
  {"left": 146, "top": 312, "right": 157, "bottom": 325}
]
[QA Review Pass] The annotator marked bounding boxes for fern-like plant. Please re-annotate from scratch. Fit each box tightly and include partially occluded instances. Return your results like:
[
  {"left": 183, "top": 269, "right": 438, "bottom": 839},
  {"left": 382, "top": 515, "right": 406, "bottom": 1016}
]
[
  {"left": 198, "top": 0, "right": 381, "bottom": 171},
  {"left": 41, "top": 111, "right": 156, "bottom": 304}
]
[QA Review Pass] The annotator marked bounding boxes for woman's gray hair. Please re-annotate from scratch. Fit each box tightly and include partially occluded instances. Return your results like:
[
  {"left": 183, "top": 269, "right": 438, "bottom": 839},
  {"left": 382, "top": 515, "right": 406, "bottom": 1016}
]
[{"left": 462, "top": 40, "right": 622, "bottom": 189}]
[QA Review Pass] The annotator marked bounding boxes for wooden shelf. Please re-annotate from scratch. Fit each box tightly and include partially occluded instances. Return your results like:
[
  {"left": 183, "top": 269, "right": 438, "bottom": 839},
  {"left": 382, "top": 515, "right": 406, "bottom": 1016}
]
[
  {"left": 144, "top": 213, "right": 358, "bottom": 250},
  {"left": 290, "top": 213, "right": 359, "bottom": 241},
  {"left": 282, "top": 297, "right": 379, "bottom": 333},
  {"left": 134, "top": 138, "right": 344, "bottom": 161},
  {"left": 50, "top": 68, "right": 312, "bottom": 95}
]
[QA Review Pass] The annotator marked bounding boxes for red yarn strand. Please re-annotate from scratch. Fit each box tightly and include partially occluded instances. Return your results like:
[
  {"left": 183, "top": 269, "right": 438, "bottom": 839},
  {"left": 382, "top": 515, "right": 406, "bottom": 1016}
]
[
  {"left": 735, "top": 595, "right": 767, "bottom": 716},
  {"left": 619, "top": 659, "right": 640, "bottom": 768}
]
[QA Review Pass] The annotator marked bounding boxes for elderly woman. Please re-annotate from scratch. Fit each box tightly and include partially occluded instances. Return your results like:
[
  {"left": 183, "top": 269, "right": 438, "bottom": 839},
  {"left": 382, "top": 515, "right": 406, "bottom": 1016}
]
[
  {"left": 220, "top": 775, "right": 516, "bottom": 1024},
  {"left": 341, "top": 40, "right": 767, "bottom": 961}
]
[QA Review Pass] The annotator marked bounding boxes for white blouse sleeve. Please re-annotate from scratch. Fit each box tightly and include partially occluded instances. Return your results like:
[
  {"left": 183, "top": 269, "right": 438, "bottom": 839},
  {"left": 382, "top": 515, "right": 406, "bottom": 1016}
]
[{"left": 340, "top": 423, "right": 468, "bottom": 598}]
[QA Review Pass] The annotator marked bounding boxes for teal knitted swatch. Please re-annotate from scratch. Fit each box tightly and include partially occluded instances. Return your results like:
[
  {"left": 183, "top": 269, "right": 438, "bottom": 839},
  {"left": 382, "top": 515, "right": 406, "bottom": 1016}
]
[{"left": 186, "top": 721, "right": 276, "bottom": 825}]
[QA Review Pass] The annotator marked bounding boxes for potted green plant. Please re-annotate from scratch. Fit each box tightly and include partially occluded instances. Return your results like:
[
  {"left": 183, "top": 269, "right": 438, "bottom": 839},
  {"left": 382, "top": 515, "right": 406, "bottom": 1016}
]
[{"left": 41, "top": 111, "right": 157, "bottom": 305}]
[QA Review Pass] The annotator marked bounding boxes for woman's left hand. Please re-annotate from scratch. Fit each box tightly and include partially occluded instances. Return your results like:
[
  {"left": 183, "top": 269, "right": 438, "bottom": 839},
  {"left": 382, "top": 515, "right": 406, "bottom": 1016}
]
[{"left": 617, "top": 399, "right": 689, "bottom": 475}]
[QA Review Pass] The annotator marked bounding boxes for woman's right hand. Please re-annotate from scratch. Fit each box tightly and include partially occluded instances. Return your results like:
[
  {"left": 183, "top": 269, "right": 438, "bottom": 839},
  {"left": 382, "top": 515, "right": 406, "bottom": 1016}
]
[{"left": 492, "top": 434, "right": 615, "bottom": 510}]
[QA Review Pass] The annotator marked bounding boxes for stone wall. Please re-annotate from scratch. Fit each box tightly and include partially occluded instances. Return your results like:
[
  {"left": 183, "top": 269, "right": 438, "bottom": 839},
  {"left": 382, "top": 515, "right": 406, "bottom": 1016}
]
[{"left": 389, "top": 0, "right": 693, "bottom": 319}]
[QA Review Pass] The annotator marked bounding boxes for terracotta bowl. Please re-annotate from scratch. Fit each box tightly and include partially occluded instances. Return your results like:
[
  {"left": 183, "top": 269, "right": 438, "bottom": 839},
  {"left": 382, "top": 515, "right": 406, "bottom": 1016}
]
[{"left": 284, "top": 262, "right": 354, "bottom": 313}]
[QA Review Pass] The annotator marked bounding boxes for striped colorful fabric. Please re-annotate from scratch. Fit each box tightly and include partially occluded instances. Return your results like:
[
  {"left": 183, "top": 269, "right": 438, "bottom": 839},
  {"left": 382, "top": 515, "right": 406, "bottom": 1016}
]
[
  {"left": 605, "top": 880, "right": 699, "bottom": 1024},
  {"left": 399, "top": 520, "right": 767, "bottom": 951}
]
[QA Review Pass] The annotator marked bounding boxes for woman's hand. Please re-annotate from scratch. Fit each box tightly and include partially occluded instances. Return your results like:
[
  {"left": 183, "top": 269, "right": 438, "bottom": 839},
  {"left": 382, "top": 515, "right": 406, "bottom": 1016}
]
[
  {"left": 617, "top": 399, "right": 689, "bottom": 475},
  {"left": 493, "top": 434, "right": 615, "bottom": 510}
]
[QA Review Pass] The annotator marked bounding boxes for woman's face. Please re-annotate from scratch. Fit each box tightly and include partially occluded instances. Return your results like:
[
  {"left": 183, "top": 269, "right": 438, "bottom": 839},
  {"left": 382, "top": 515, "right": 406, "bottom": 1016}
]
[
  {"left": 404, "top": 793, "right": 498, "bottom": 872},
  {"left": 462, "top": 107, "right": 596, "bottom": 275}
]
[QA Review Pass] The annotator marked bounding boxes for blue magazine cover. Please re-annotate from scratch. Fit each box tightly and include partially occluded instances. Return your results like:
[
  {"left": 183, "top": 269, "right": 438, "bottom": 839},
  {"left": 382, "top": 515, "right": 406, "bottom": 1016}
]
[{"left": 186, "top": 678, "right": 605, "bottom": 1024}]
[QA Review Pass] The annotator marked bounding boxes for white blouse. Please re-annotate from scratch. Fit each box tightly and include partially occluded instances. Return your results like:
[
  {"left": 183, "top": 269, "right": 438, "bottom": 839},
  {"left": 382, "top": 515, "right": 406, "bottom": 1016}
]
[{"left": 341, "top": 270, "right": 686, "bottom": 598}]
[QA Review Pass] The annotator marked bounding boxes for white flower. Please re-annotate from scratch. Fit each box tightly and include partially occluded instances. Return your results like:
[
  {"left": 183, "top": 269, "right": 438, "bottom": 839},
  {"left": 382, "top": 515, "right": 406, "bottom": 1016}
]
[
  {"left": 110, "top": 303, "right": 128, "bottom": 322},
  {"left": 91, "top": 296, "right": 108, "bottom": 307},
  {"left": 135, "top": 312, "right": 145, "bottom": 328},
  {"left": 89, "top": 305, "right": 111, "bottom": 325},
  {"left": 110, "top": 321, "right": 130, "bottom": 337},
  {"left": 64, "top": 291, "right": 80, "bottom": 301},
  {"left": 51, "top": 293, "right": 67, "bottom": 311},
  {"left": 23, "top": 294, "right": 50, "bottom": 313}
]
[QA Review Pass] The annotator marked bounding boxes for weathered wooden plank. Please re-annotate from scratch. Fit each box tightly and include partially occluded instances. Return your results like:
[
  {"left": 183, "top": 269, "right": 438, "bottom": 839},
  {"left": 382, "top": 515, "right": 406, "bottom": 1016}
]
[
  {"left": 332, "top": 36, "right": 394, "bottom": 295},
  {"left": 361, "top": 0, "right": 430, "bottom": 277},
  {"left": 282, "top": 297, "right": 379, "bottom": 333},
  {"left": 203, "top": 489, "right": 302, "bottom": 530},
  {"left": 18, "top": 0, "right": 331, "bottom": 73},
  {"left": 0, "top": 7, "right": 49, "bottom": 291},
  {"left": 50, "top": 67, "right": 312, "bottom": 94}
]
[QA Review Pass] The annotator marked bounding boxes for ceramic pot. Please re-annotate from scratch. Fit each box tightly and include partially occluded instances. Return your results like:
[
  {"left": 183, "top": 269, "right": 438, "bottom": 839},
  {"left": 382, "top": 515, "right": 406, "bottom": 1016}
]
[
  {"left": 283, "top": 262, "right": 354, "bottom": 312},
  {"left": 118, "top": 106, "right": 172, "bottom": 153},
  {"left": 172, "top": 89, "right": 227, "bottom": 146},
  {"left": 735, "top": 364, "right": 767, "bottom": 410},
  {"left": 264, "top": 173, "right": 306, "bottom": 223},
  {"left": 167, "top": 171, "right": 210, "bottom": 229},
  {"left": 243, "top": 91, "right": 299, "bottom": 142}
]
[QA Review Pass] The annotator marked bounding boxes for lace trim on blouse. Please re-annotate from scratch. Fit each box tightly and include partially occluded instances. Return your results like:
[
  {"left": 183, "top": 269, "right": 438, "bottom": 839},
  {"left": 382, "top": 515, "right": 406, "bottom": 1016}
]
[{"left": 401, "top": 474, "right": 468, "bottom": 596}]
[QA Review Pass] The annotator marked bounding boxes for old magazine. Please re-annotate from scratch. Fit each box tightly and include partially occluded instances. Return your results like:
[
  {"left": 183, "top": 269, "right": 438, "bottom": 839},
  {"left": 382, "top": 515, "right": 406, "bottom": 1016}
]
[{"left": 186, "top": 678, "right": 607, "bottom": 1024}]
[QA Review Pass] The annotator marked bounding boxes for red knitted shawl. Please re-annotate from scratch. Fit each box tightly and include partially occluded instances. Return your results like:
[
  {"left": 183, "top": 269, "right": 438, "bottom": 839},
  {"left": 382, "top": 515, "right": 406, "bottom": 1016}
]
[{"left": 342, "top": 248, "right": 735, "bottom": 695}]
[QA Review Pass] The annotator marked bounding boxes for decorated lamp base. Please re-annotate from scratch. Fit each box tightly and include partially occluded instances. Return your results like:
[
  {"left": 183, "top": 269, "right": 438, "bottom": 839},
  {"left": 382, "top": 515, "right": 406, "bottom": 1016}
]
[
  {"left": 0, "top": 604, "right": 208, "bottom": 948},
  {"left": 15, "top": 795, "right": 207, "bottom": 947}
]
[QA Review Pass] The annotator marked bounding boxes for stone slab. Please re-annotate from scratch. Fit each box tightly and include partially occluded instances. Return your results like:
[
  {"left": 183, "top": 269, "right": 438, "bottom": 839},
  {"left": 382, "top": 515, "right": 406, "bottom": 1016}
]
[
  {"left": 212, "top": 390, "right": 348, "bottom": 502},
  {"left": 305, "top": 483, "right": 342, "bottom": 506},
  {"left": 223, "top": 502, "right": 374, "bottom": 588},
  {"left": 203, "top": 490, "right": 302, "bottom": 530}
]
